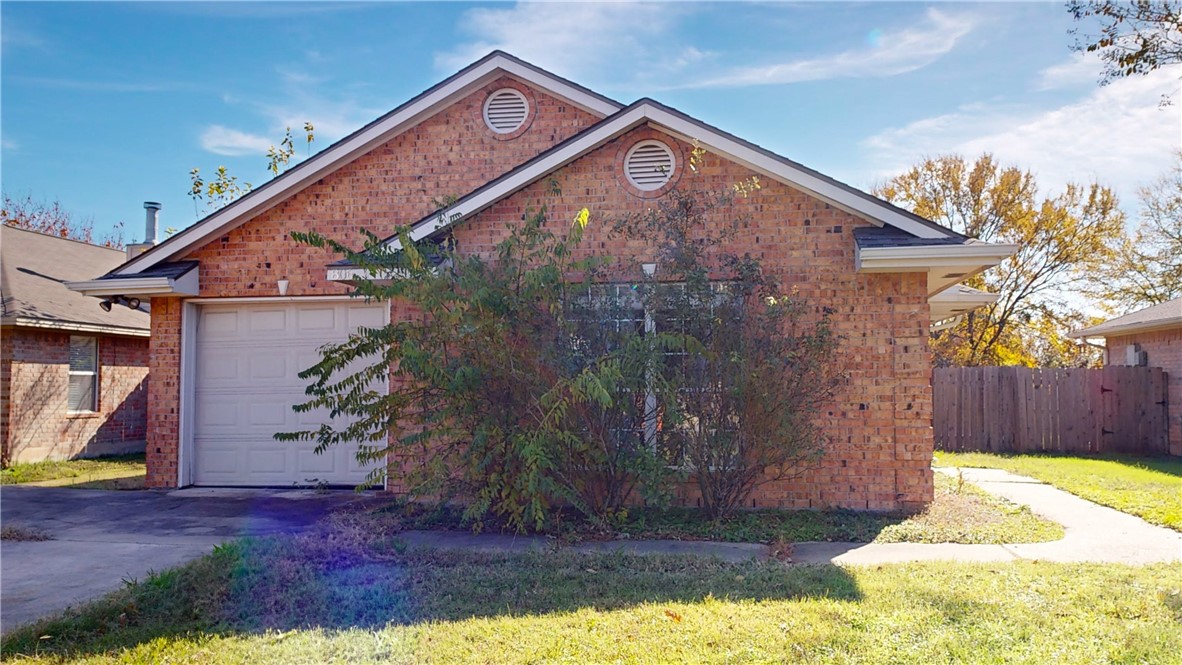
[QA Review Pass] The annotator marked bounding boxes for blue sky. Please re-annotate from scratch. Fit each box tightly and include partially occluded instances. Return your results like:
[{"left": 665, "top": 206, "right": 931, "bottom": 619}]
[{"left": 2, "top": 1, "right": 1178, "bottom": 242}]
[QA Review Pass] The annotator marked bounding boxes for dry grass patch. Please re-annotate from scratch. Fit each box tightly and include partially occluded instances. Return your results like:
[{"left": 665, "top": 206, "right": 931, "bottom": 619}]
[
  {"left": 1, "top": 524, "right": 53, "bottom": 541},
  {"left": 1, "top": 454, "right": 145, "bottom": 489}
]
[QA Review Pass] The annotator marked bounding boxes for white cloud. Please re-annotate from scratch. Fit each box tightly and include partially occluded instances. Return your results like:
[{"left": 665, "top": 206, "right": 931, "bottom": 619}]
[
  {"left": 201, "top": 57, "right": 384, "bottom": 158},
  {"left": 1035, "top": 53, "right": 1103, "bottom": 91},
  {"left": 200, "top": 125, "right": 273, "bottom": 156},
  {"left": 862, "top": 68, "right": 1182, "bottom": 208},
  {"left": 13, "top": 76, "right": 189, "bottom": 93},
  {"left": 435, "top": 2, "right": 696, "bottom": 85},
  {"left": 1, "top": 17, "right": 46, "bottom": 54},
  {"left": 682, "top": 9, "right": 976, "bottom": 89},
  {"left": 436, "top": 4, "right": 973, "bottom": 91},
  {"left": 2, "top": 136, "right": 17, "bottom": 152}
]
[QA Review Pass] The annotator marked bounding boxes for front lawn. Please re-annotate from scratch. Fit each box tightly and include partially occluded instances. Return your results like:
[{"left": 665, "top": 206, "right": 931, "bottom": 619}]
[
  {"left": 0, "top": 454, "right": 146, "bottom": 489},
  {"left": 3, "top": 522, "right": 1178, "bottom": 664},
  {"left": 936, "top": 451, "right": 1182, "bottom": 531},
  {"left": 607, "top": 473, "right": 1062, "bottom": 544}
]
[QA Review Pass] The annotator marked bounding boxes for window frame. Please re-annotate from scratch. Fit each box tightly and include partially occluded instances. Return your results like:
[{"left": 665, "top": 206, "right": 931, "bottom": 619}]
[
  {"left": 567, "top": 280, "right": 743, "bottom": 468},
  {"left": 67, "top": 335, "right": 99, "bottom": 414}
]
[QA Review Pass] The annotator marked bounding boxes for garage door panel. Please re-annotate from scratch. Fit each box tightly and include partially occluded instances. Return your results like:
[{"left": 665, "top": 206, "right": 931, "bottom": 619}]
[
  {"left": 248, "top": 308, "right": 289, "bottom": 335},
  {"left": 199, "top": 310, "right": 240, "bottom": 338},
  {"left": 250, "top": 352, "right": 290, "bottom": 381},
  {"left": 197, "top": 351, "right": 242, "bottom": 383},
  {"left": 297, "top": 307, "right": 338, "bottom": 333},
  {"left": 297, "top": 449, "right": 335, "bottom": 474},
  {"left": 194, "top": 394, "right": 242, "bottom": 429},
  {"left": 348, "top": 305, "right": 386, "bottom": 329},
  {"left": 193, "top": 301, "right": 386, "bottom": 487}
]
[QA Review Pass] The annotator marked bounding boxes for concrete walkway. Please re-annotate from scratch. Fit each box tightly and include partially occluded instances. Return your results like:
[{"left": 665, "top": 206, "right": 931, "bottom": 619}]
[
  {"left": 3, "top": 467, "right": 1178, "bottom": 633},
  {"left": 793, "top": 467, "right": 1182, "bottom": 565},
  {"left": 397, "top": 469, "right": 1181, "bottom": 567}
]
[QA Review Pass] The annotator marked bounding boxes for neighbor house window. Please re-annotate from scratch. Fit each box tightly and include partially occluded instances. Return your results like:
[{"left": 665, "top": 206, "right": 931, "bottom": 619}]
[{"left": 68, "top": 335, "right": 98, "bottom": 412}]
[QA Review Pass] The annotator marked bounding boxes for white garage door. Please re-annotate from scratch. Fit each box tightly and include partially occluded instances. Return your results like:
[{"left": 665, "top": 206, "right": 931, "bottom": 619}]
[{"left": 193, "top": 301, "right": 386, "bottom": 486}]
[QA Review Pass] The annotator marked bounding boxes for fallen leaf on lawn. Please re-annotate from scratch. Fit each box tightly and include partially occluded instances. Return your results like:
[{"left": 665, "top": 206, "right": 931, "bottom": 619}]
[{"left": 665, "top": 609, "right": 683, "bottom": 622}]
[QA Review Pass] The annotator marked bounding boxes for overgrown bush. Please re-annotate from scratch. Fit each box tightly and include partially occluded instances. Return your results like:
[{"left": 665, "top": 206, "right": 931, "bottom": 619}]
[
  {"left": 611, "top": 186, "right": 845, "bottom": 518},
  {"left": 282, "top": 196, "right": 679, "bottom": 531},
  {"left": 282, "top": 176, "right": 844, "bottom": 528}
]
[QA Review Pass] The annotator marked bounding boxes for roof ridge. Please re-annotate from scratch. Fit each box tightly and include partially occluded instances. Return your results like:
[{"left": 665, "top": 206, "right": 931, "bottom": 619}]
[
  {"left": 105, "top": 51, "right": 626, "bottom": 278},
  {"left": 2, "top": 224, "right": 127, "bottom": 254},
  {"left": 354, "top": 97, "right": 964, "bottom": 252}
]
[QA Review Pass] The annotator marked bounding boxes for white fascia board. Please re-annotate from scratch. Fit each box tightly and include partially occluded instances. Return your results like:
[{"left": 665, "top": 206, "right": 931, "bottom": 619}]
[
  {"left": 495, "top": 58, "right": 621, "bottom": 116},
  {"left": 1068, "top": 318, "right": 1182, "bottom": 339},
  {"left": 930, "top": 315, "right": 966, "bottom": 332},
  {"left": 856, "top": 243, "right": 1018, "bottom": 272},
  {"left": 66, "top": 267, "right": 200, "bottom": 297},
  {"left": 406, "top": 105, "right": 651, "bottom": 243},
  {"left": 1, "top": 317, "right": 150, "bottom": 337},
  {"left": 639, "top": 106, "right": 952, "bottom": 240},
  {"left": 400, "top": 103, "right": 964, "bottom": 247},
  {"left": 115, "top": 55, "right": 621, "bottom": 277},
  {"left": 929, "top": 287, "right": 1000, "bottom": 306}
]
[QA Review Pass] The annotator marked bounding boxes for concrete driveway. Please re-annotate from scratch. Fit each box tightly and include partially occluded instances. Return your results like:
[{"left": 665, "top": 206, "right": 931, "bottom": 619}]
[{"left": 0, "top": 485, "right": 372, "bottom": 634}]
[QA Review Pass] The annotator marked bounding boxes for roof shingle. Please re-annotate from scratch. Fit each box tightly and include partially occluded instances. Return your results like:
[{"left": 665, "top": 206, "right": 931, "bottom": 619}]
[{"left": 1, "top": 226, "right": 149, "bottom": 333}]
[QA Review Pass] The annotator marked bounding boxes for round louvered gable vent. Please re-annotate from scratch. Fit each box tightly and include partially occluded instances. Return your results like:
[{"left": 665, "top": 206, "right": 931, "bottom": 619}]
[
  {"left": 483, "top": 89, "right": 529, "bottom": 134},
  {"left": 625, "top": 140, "right": 675, "bottom": 191}
]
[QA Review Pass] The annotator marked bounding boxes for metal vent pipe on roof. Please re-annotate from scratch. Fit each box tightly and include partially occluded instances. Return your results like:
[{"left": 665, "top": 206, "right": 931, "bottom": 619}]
[{"left": 143, "top": 201, "right": 161, "bottom": 245}]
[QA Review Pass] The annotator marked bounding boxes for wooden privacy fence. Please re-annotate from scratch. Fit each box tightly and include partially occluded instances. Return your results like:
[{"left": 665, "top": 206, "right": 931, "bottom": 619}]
[{"left": 934, "top": 366, "right": 1170, "bottom": 455}]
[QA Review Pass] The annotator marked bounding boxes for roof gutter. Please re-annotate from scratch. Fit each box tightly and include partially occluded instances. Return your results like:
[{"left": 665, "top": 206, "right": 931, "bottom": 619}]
[
  {"left": 1068, "top": 319, "right": 1182, "bottom": 339},
  {"left": 0, "top": 316, "right": 150, "bottom": 337},
  {"left": 856, "top": 243, "right": 1018, "bottom": 272},
  {"left": 66, "top": 268, "right": 200, "bottom": 298}
]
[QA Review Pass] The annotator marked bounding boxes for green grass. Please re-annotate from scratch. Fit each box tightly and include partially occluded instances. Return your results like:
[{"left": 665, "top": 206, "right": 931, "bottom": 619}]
[
  {"left": 936, "top": 451, "right": 1182, "bottom": 531},
  {"left": 611, "top": 474, "right": 1062, "bottom": 544},
  {"left": 0, "top": 454, "right": 145, "bottom": 489},
  {"left": 2, "top": 518, "right": 1178, "bottom": 664},
  {"left": 380, "top": 474, "right": 1062, "bottom": 546}
]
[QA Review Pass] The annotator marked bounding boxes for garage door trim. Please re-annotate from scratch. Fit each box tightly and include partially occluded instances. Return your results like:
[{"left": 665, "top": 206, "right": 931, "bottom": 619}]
[{"left": 178, "top": 296, "right": 389, "bottom": 489}]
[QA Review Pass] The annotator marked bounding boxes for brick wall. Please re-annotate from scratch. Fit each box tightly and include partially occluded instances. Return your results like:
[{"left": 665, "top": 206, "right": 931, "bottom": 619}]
[
  {"left": 185, "top": 77, "right": 600, "bottom": 301},
  {"left": 0, "top": 330, "right": 12, "bottom": 465},
  {"left": 1, "top": 327, "right": 148, "bottom": 464},
  {"left": 453, "top": 127, "right": 935, "bottom": 511},
  {"left": 145, "top": 300, "right": 182, "bottom": 487},
  {"left": 147, "top": 80, "right": 936, "bottom": 510},
  {"left": 143, "top": 79, "right": 602, "bottom": 488},
  {"left": 1107, "top": 328, "right": 1182, "bottom": 456}
]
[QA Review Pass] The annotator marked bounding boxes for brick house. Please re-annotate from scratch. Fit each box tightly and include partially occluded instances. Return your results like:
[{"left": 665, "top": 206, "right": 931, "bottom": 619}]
[
  {"left": 68, "top": 52, "right": 1014, "bottom": 510},
  {"left": 1, "top": 226, "right": 149, "bottom": 464},
  {"left": 1072, "top": 298, "right": 1182, "bottom": 456}
]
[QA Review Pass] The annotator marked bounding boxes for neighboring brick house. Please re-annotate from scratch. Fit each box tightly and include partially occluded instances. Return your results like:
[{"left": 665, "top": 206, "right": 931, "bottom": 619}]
[
  {"left": 1072, "top": 298, "right": 1182, "bottom": 456},
  {"left": 1, "top": 226, "right": 149, "bottom": 464},
  {"left": 68, "top": 52, "right": 1014, "bottom": 511}
]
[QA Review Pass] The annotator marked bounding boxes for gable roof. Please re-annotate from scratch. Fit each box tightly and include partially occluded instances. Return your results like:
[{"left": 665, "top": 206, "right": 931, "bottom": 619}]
[
  {"left": 1, "top": 226, "right": 149, "bottom": 335},
  {"left": 350, "top": 98, "right": 967, "bottom": 256},
  {"left": 107, "top": 51, "right": 623, "bottom": 278},
  {"left": 1070, "top": 298, "right": 1182, "bottom": 338}
]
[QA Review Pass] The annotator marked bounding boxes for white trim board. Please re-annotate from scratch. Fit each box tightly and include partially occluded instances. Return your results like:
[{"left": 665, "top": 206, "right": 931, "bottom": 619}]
[
  {"left": 66, "top": 268, "right": 200, "bottom": 298},
  {"left": 395, "top": 102, "right": 968, "bottom": 251},
  {"left": 0, "top": 317, "right": 150, "bottom": 338},
  {"left": 111, "top": 53, "right": 621, "bottom": 278},
  {"left": 855, "top": 243, "right": 1018, "bottom": 272},
  {"left": 178, "top": 299, "right": 392, "bottom": 490}
]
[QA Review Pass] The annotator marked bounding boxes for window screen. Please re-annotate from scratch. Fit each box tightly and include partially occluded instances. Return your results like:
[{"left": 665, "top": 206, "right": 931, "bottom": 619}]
[{"left": 68, "top": 336, "right": 98, "bottom": 412}]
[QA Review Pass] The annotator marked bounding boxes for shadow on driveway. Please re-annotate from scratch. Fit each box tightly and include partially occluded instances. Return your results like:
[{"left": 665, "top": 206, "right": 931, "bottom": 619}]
[{"left": 0, "top": 485, "right": 375, "bottom": 633}]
